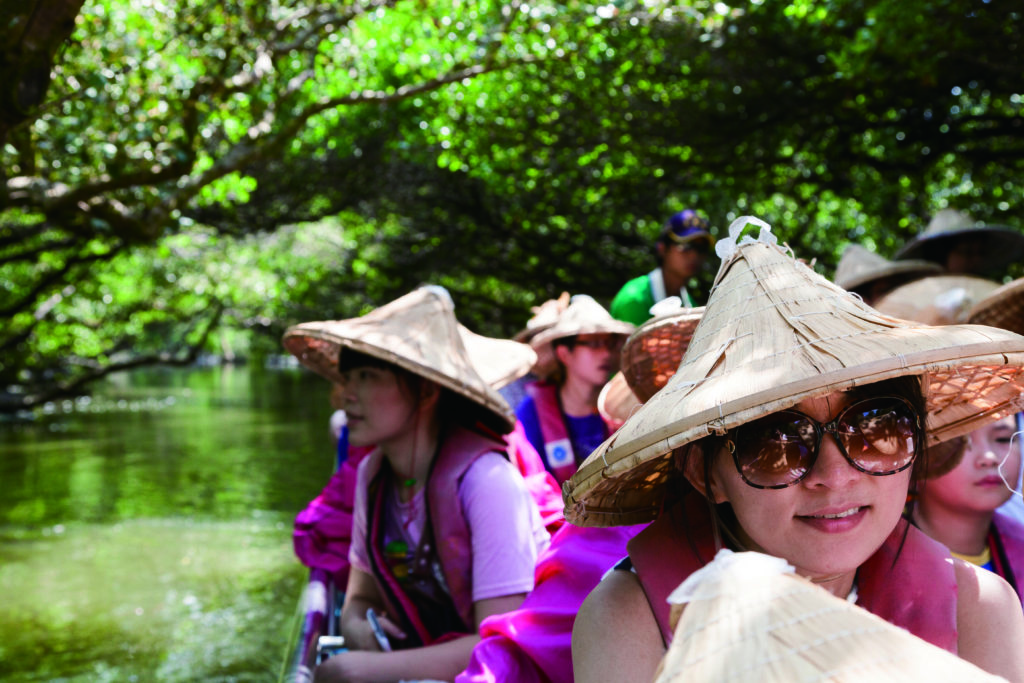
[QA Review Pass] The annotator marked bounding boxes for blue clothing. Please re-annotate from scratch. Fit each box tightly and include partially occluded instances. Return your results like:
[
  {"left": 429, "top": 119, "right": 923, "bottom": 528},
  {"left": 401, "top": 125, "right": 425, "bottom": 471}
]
[{"left": 515, "top": 394, "right": 607, "bottom": 475}]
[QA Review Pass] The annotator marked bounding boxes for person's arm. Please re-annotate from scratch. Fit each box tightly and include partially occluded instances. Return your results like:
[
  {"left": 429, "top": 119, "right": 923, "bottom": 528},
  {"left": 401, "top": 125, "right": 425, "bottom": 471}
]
[
  {"left": 315, "top": 594, "right": 525, "bottom": 683},
  {"left": 337, "top": 566, "right": 401, "bottom": 653},
  {"left": 572, "top": 568, "right": 665, "bottom": 683},
  {"left": 953, "top": 558, "right": 1024, "bottom": 680}
]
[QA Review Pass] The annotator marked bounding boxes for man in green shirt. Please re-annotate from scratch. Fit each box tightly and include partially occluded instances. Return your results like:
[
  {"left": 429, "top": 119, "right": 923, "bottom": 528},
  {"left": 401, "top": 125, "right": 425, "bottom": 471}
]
[{"left": 609, "top": 209, "right": 714, "bottom": 326}]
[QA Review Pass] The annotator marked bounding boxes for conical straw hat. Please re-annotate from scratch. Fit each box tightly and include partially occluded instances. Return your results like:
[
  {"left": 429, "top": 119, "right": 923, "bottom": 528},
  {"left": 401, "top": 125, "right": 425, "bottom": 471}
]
[
  {"left": 457, "top": 325, "right": 537, "bottom": 390},
  {"left": 873, "top": 274, "right": 1004, "bottom": 479},
  {"left": 621, "top": 306, "right": 705, "bottom": 403},
  {"left": 564, "top": 217, "right": 1024, "bottom": 527},
  {"left": 514, "top": 291, "right": 571, "bottom": 377},
  {"left": 282, "top": 286, "right": 514, "bottom": 433},
  {"left": 597, "top": 372, "right": 642, "bottom": 426},
  {"left": 873, "top": 275, "right": 1001, "bottom": 326},
  {"left": 894, "top": 209, "right": 1024, "bottom": 273},
  {"left": 833, "top": 244, "right": 941, "bottom": 292},
  {"left": 513, "top": 291, "right": 571, "bottom": 343},
  {"left": 655, "top": 549, "right": 1006, "bottom": 683},
  {"left": 529, "top": 294, "right": 635, "bottom": 379},
  {"left": 968, "top": 277, "right": 1024, "bottom": 337},
  {"left": 600, "top": 302, "right": 705, "bottom": 424}
]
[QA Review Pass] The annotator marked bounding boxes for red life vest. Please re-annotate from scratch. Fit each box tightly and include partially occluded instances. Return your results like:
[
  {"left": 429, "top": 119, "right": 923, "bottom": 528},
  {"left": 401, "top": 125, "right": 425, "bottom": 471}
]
[
  {"left": 360, "top": 425, "right": 506, "bottom": 635},
  {"left": 525, "top": 380, "right": 615, "bottom": 484},
  {"left": 992, "top": 510, "right": 1024, "bottom": 603},
  {"left": 627, "top": 493, "right": 959, "bottom": 653}
]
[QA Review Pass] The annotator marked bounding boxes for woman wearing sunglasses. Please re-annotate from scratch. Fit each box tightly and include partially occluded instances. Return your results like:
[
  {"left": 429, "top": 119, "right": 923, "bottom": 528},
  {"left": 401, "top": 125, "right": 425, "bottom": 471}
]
[{"left": 564, "top": 219, "right": 1024, "bottom": 682}]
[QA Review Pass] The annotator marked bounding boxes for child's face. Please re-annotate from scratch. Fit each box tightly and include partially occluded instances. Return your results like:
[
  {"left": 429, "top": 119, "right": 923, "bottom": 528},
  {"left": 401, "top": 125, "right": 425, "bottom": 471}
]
[{"left": 921, "top": 415, "right": 1021, "bottom": 514}]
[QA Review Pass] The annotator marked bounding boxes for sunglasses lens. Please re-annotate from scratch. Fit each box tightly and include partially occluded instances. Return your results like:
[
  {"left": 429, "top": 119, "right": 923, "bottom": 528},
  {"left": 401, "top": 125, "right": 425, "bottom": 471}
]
[
  {"left": 838, "top": 397, "right": 918, "bottom": 474},
  {"left": 733, "top": 412, "right": 817, "bottom": 487}
]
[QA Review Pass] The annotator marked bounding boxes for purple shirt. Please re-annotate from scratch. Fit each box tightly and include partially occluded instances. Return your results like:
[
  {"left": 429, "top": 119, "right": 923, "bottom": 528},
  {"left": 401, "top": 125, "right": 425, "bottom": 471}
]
[{"left": 351, "top": 452, "right": 549, "bottom": 602}]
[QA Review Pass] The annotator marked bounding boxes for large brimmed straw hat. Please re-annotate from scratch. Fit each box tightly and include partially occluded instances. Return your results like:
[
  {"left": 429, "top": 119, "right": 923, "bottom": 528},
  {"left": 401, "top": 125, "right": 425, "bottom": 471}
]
[
  {"left": 597, "top": 372, "right": 641, "bottom": 427},
  {"left": 282, "top": 286, "right": 515, "bottom": 433},
  {"left": 513, "top": 292, "right": 571, "bottom": 378},
  {"left": 529, "top": 294, "right": 635, "bottom": 379},
  {"left": 598, "top": 304, "right": 706, "bottom": 424},
  {"left": 969, "top": 277, "right": 1024, "bottom": 337},
  {"left": 621, "top": 306, "right": 705, "bottom": 403},
  {"left": 564, "top": 217, "right": 1024, "bottom": 527},
  {"left": 655, "top": 550, "right": 1004, "bottom": 683},
  {"left": 513, "top": 291, "right": 571, "bottom": 344},
  {"left": 833, "top": 244, "right": 941, "bottom": 293},
  {"left": 873, "top": 274, "right": 1001, "bottom": 326},
  {"left": 457, "top": 325, "right": 537, "bottom": 390},
  {"left": 894, "top": 208, "right": 1024, "bottom": 273}
]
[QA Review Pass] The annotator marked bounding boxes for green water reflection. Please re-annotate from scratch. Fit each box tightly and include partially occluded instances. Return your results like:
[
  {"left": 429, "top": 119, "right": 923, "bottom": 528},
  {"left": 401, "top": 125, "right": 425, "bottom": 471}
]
[{"left": 0, "top": 366, "right": 337, "bottom": 682}]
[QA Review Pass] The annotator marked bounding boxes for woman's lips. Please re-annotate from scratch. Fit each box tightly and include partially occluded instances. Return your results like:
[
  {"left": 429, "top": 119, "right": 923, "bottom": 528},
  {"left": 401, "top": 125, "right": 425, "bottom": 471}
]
[
  {"left": 976, "top": 475, "right": 1006, "bottom": 487},
  {"left": 795, "top": 506, "right": 867, "bottom": 533}
]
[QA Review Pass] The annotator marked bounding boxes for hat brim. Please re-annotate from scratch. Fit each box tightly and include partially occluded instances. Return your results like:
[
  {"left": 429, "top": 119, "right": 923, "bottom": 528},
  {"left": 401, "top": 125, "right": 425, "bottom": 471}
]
[
  {"left": 283, "top": 321, "right": 515, "bottom": 434},
  {"left": 563, "top": 237, "right": 1024, "bottom": 527},
  {"left": 598, "top": 372, "right": 642, "bottom": 425},
  {"left": 968, "top": 277, "right": 1024, "bottom": 336},
  {"left": 873, "top": 275, "right": 1000, "bottom": 326},
  {"left": 835, "top": 259, "right": 943, "bottom": 292},
  {"left": 457, "top": 326, "right": 537, "bottom": 390},
  {"left": 621, "top": 309, "right": 704, "bottom": 402},
  {"left": 568, "top": 331, "right": 1024, "bottom": 526},
  {"left": 894, "top": 226, "right": 1024, "bottom": 272},
  {"left": 667, "top": 231, "right": 716, "bottom": 247}
]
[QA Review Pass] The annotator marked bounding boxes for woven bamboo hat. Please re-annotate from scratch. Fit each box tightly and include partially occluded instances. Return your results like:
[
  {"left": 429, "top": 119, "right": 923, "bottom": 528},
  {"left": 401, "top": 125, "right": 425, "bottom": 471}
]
[
  {"left": 513, "top": 292, "right": 571, "bottom": 377},
  {"left": 597, "top": 372, "right": 641, "bottom": 426},
  {"left": 513, "top": 291, "right": 571, "bottom": 344},
  {"left": 564, "top": 217, "right": 1024, "bottom": 527},
  {"left": 655, "top": 550, "right": 1004, "bottom": 683},
  {"left": 969, "top": 277, "right": 1024, "bottom": 336},
  {"left": 598, "top": 304, "right": 704, "bottom": 424},
  {"left": 873, "top": 274, "right": 1004, "bottom": 479},
  {"left": 894, "top": 209, "right": 1024, "bottom": 274},
  {"left": 457, "top": 326, "right": 537, "bottom": 390},
  {"left": 529, "top": 294, "right": 635, "bottom": 379},
  {"left": 873, "top": 275, "right": 1001, "bottom": 326},
  {"left": 833, "top": 244, "right": 941, "bottom": 293},
  {"left": 282, "top": 286, "right": 515, "bottom": 433}
]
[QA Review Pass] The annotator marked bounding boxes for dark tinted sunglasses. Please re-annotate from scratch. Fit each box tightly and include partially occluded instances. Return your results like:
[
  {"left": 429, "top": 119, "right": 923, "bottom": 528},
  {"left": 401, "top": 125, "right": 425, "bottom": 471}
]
[{"left": 728, "top": 396, "right": 921, "bottom": 489}]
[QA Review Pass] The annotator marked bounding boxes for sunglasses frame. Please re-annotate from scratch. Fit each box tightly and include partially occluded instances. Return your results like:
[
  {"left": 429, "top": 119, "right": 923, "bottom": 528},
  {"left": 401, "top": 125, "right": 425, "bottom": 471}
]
[{"left": 727, "top": 395, "right": 922, "bottom": 490}]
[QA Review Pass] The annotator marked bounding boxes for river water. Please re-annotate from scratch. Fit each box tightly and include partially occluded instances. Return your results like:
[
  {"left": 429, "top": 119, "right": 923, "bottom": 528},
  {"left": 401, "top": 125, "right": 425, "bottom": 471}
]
[{"left": 0, "top": 366, "right": 337, "bottom": 682}]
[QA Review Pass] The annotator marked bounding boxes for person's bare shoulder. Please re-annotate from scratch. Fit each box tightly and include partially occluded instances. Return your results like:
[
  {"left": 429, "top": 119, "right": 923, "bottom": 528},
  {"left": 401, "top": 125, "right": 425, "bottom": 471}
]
[
  {"left": 572, "top": 568, "right": 665, "bottom": 683},
  {"left": 953, "top": 558, "right": 1024, "bottom": 681}
]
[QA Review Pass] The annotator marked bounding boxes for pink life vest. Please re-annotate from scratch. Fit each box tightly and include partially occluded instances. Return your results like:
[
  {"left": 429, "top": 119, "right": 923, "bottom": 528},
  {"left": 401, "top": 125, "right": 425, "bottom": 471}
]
[
  {"left": 505, "top": 421, "right": 566, "bottom": 533},
  {"left": 992, "top": 510, "right": 1024, "bottom": 603},
  {"left": 360, "top": 425, "right": 506, "bottom": 631},
  {"left": 525, "top": 380, "right": 615, "bottom": 484},
  {"left": 627, "top": 493, "right": 959, "bottom": 653}
]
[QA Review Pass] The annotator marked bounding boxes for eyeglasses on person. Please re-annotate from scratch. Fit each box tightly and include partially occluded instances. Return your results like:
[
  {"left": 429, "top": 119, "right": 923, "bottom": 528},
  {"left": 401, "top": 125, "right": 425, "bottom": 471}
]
[
  {"left": 572, "top": 335, "right": 624, "bottom": 351},
  {"left": 727, "top": 395, "right": 921, "bottom": 489}
]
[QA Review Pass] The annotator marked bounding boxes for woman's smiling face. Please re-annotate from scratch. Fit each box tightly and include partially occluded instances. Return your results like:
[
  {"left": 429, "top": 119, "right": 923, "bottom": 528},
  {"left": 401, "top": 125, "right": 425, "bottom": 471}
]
[{"left": 708, "top": 391, "right": 913, "bottom": 582}]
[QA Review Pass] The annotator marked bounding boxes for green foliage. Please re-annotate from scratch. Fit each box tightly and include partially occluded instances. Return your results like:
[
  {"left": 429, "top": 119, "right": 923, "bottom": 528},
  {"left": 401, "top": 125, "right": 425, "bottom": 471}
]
[{"left": 2, "top": 0, "right": 1023, "bottom": 410}]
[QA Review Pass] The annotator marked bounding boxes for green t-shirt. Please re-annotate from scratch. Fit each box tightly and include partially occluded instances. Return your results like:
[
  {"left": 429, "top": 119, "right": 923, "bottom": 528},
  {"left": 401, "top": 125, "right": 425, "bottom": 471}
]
[
  {"left": 609, "top": 274, "right": 656, "bottom": 327},
  {"left": 610, "top": 269, "right": 697, "bottom": 326}
]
